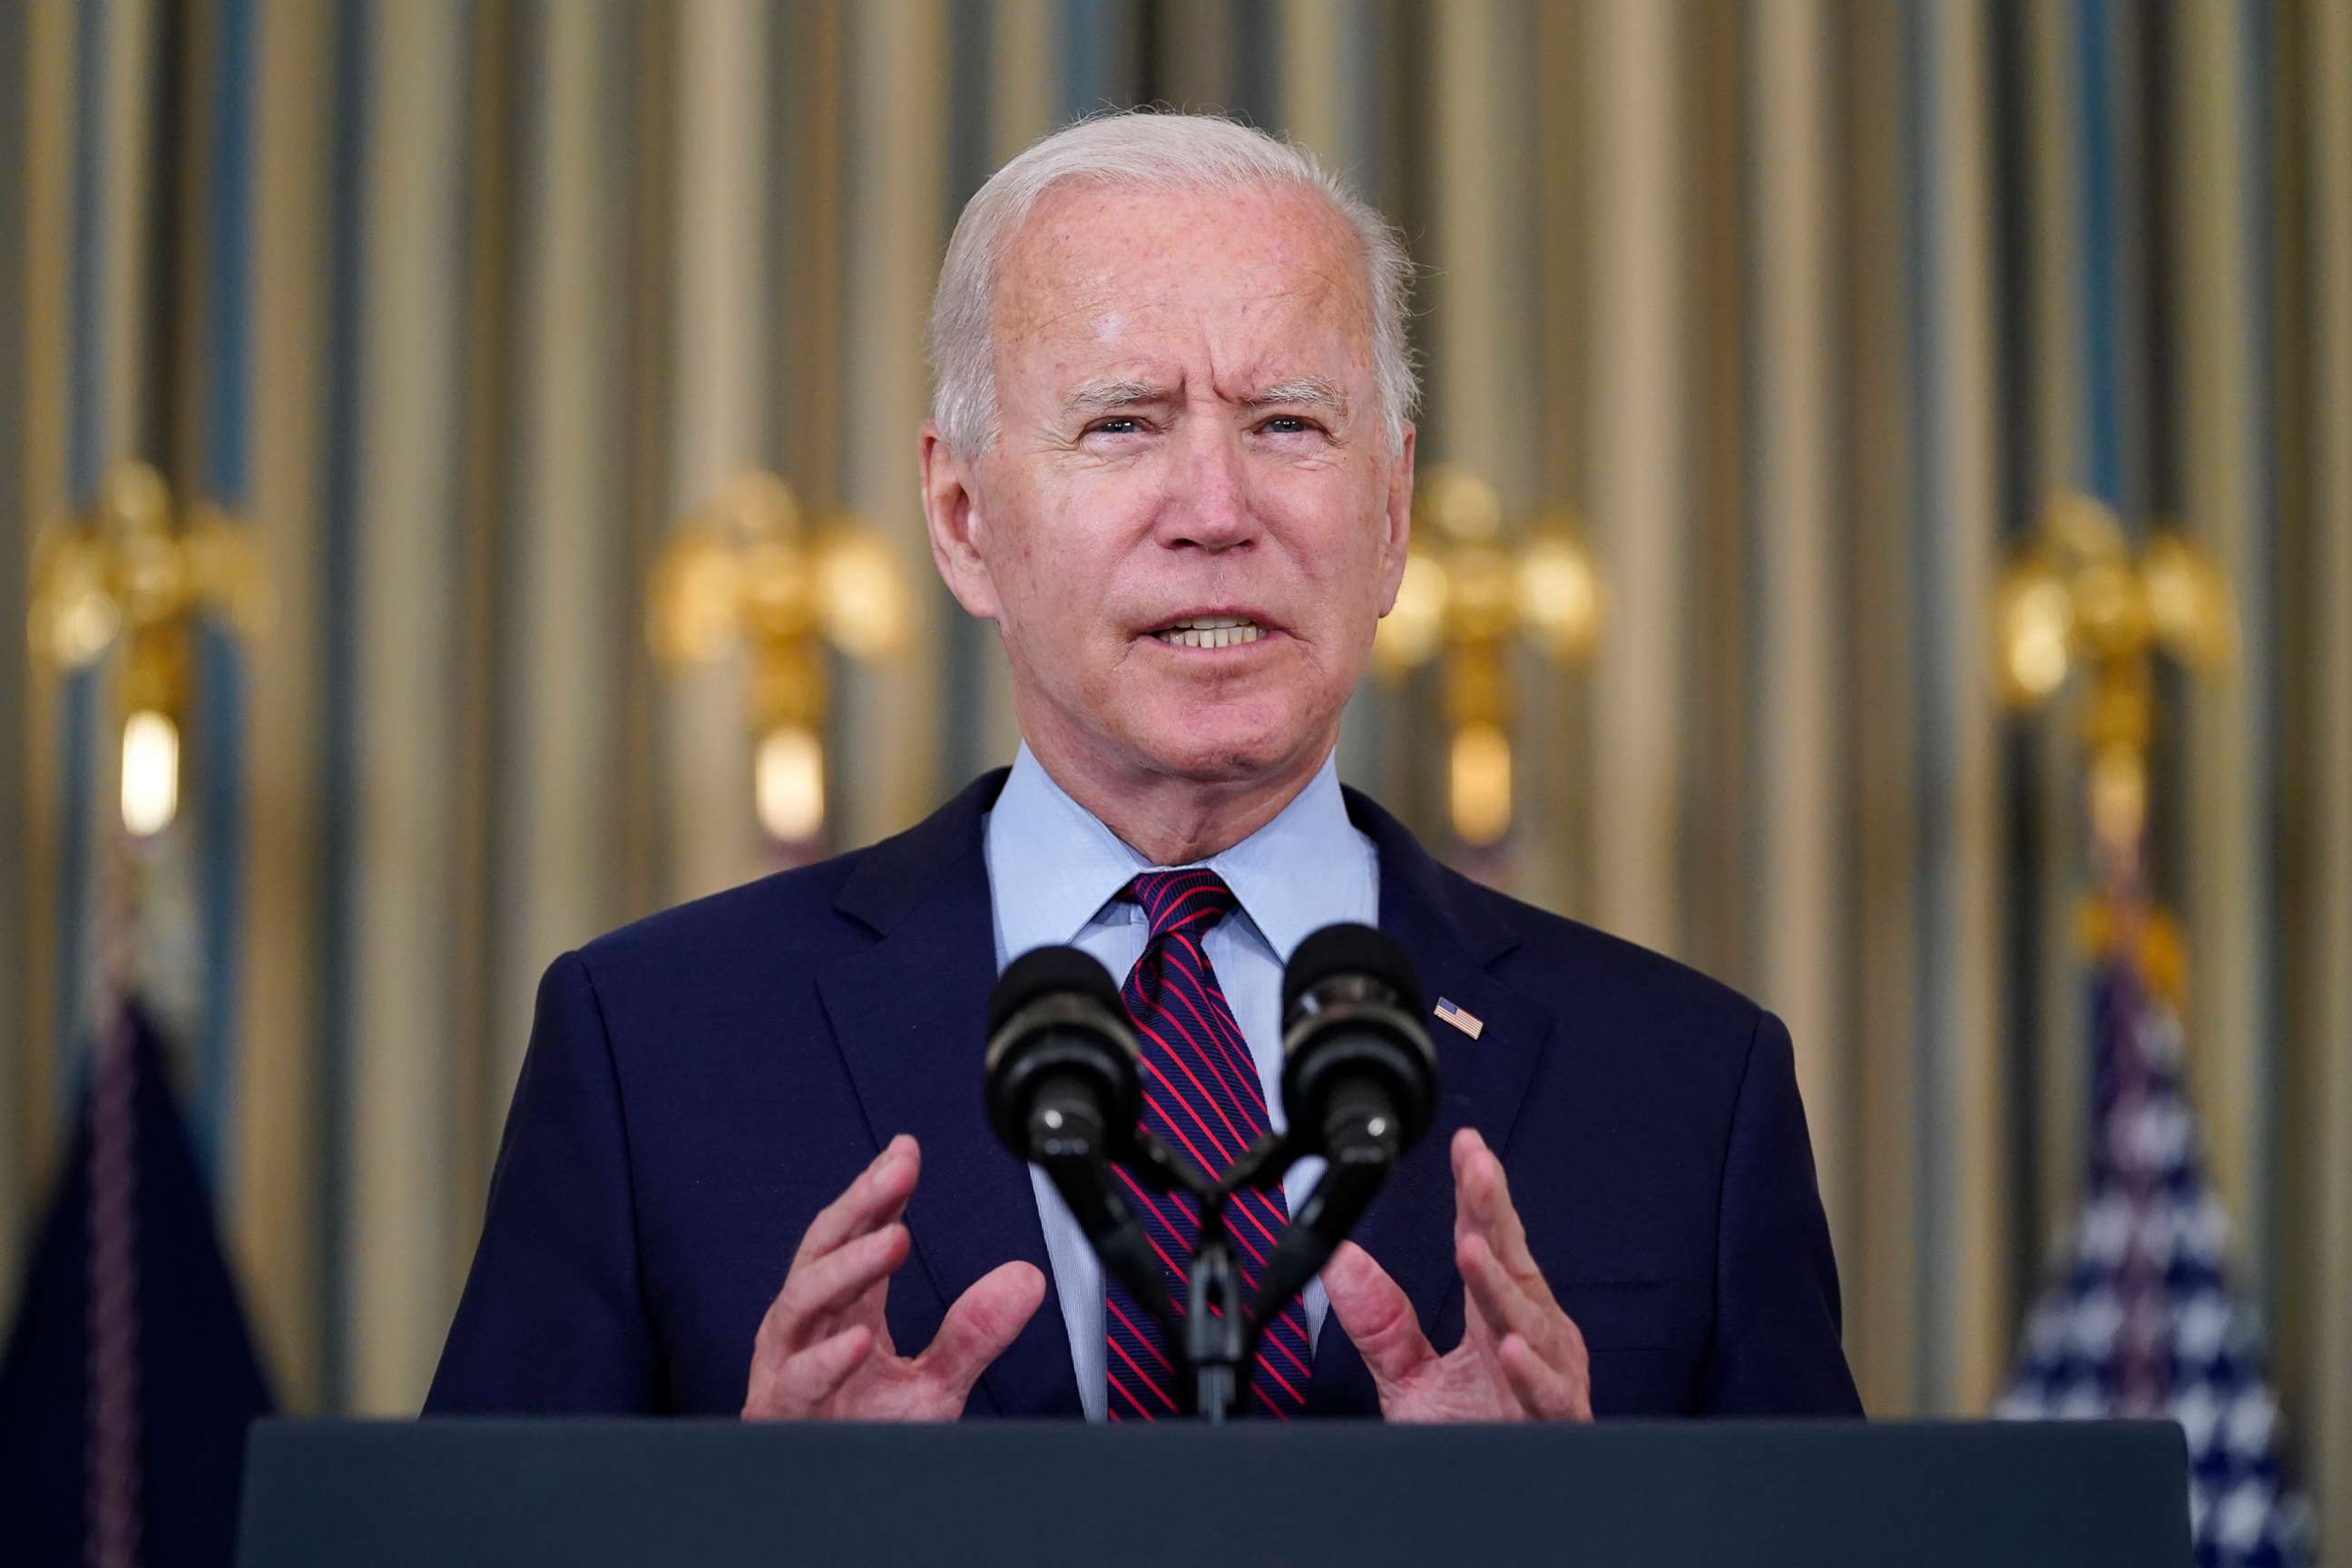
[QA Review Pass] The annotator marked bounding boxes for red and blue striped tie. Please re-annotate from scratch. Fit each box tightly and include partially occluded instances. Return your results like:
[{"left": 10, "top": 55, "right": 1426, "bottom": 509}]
[{"left": 1103, "top": 868, "right": 1313, "bottom": 1420}]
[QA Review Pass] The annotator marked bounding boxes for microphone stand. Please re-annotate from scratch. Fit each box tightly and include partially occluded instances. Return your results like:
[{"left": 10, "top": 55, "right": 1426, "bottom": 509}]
[
  {"left": 1036, "top": 1105, "right": 1405, "bottom": 1423},
  {"left": 1181, "top": 1196, "right": 1246, "bottom": 1423},
  {"left": 1117, "top": 1132, "right": 1255, "bottom": 1421},
  {"left": 1182, "top": 1130, "right": 1330, "bottom": 1425},
  {"left": 1033, "top": 1111, "right": 1266, "bottom": 1422},
  {"left": 1027, "top": 1097, "right": 1182, "bottom": 1339},
  {"left": 1240, "top": 1110, "right": 1400, "bottom": 1356},
  {"left": 1177, "top": 1129, "right": 1310, "bottom": 1423}
]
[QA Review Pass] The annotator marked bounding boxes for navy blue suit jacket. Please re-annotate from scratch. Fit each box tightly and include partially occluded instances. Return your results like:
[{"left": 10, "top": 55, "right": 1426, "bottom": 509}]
[{"left": 426, "top": 772, "right": 1862, "bottom": 1418}]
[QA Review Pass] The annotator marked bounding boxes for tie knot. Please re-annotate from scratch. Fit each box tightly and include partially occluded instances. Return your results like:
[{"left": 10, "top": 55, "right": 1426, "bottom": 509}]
[{"left": 1125, "top": 868, "right": 1238, "bottom": 942}]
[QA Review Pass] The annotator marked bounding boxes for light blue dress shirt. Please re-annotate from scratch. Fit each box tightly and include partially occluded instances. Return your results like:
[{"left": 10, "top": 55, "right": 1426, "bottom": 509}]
[{"left": 982, "top": 742, "right": 1381, "bottom": 1421}]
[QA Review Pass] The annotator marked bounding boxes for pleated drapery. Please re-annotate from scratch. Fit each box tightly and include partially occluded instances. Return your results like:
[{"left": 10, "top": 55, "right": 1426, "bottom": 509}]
[{"left": 5, "top": 1, "right": 2347, "bottom": 1547}]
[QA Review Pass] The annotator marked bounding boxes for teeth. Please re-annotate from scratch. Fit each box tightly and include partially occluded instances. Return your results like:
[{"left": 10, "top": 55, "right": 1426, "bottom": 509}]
[{"left": 1153, "top": 617, "right": 1264, "bottom": 650}]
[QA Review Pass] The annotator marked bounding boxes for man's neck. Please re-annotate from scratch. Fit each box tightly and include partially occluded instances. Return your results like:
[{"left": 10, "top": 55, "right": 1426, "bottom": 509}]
[{"left": 1020, "top": 730, "right": 1334, "bottom": 867}]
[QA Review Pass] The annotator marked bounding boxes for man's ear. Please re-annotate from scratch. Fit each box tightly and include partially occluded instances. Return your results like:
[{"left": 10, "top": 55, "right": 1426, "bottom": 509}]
[
  {"left": 920, "top": 420, "right": 1003, "bottom": 621},
  {"left": 1377, "top": 421, "right": 1417, "bottom": 613}
]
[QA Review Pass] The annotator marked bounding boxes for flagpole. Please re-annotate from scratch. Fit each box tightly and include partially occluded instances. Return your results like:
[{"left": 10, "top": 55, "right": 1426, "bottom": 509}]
[
  {"left": 2080, "top": 595, "right": 2164, "bottom": 1418},
  {"left": 84, "top": 812, "right": 145, "bottom": 1568}
]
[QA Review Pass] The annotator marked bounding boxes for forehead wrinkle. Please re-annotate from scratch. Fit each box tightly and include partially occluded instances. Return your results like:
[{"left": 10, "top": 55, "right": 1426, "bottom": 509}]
[
  {"left": 993, "top": 188, "right": 1381, "bottom": 427},
  {"left": 1009, "top": 240, "right": 1360, "bottom": 338},
  {"left": 1036, "top": 278, "right": 1337, "bottom": 346}
]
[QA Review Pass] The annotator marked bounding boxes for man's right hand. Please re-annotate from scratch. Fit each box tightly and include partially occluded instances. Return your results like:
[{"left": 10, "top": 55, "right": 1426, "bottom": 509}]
[{"left": 742, "top": 1134, "right": 1045, "bottom": 1420}]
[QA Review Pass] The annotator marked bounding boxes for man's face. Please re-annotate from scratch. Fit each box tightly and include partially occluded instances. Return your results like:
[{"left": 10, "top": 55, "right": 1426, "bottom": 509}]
[{"left": 926, "top": 180, "right": 1414, "bottom": 790}]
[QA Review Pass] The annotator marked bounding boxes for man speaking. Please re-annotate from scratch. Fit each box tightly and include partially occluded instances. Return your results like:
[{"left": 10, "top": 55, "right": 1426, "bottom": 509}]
[{"left": 426, "top": 113, "right": 1861, "bottom": 1423}]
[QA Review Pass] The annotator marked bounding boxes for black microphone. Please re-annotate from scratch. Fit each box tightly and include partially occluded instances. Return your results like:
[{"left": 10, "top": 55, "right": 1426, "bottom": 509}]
[
  {"left": 982, "top": 946, "right": 1182, "bottom": 1335},
  {"left": 984, "top": 945, "right": 1141, "bottom": 1164},
  {"left": 1241, "top": 924, "right": 1439, "bottom": 1339},
  {"left": 1279, "top": 923, "right": 1438, "bottom": 1167}
]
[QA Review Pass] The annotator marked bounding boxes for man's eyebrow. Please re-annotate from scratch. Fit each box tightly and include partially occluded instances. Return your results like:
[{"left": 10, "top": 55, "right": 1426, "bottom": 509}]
[
  {"left": 1059, "top": 375, "right": 1351, "bottom": 420},
  {"left": 1061, "top": 378, "right": 1171, "bottom": 417},
  {"left": 1243, "top": 376, "right": 1350, "bottom": 416}
]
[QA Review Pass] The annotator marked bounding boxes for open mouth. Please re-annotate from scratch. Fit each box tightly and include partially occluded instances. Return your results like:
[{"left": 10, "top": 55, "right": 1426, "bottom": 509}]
[{"left": 1151, "top": 615, "right": 1267, "bottom": 650}]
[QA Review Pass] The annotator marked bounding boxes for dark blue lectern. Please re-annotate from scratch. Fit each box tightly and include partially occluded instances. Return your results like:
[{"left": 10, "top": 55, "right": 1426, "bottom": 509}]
[{"left": 237, "top": 1417, "right": 2190, "bottom": 1567}]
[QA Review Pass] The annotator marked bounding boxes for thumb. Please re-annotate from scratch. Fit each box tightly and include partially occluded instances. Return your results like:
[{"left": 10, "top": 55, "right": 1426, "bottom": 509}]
[
  {"left": 1321, "top": 1240, "right": 1435, "bottom": 1398},
  {"left": 919, "top": 1260, "right": 1047, "bottom": 1405}
]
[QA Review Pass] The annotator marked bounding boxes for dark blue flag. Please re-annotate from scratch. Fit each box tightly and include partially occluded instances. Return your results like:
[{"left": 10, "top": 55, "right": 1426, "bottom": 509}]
[
  {"left": 2000, "top": 947, "right": 2310, "bottom": 1565},
  {"left": 0, "top": 1004, "right": 273, "bottom": 1568}
]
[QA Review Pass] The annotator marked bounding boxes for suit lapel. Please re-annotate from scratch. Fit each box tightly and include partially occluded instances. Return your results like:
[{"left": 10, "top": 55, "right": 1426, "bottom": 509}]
[
  {"left": 1308, "top": 791, "right": 1553, "bottom": 1408},
  {"left": 816, "top": 771, "right": 1083, "bottom": 1417}
]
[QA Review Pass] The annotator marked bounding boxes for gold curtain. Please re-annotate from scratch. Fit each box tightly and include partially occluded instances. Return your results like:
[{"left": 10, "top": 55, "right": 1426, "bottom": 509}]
[{"left": 5, "top": 0, "right": 2349, "bottom": 1544}]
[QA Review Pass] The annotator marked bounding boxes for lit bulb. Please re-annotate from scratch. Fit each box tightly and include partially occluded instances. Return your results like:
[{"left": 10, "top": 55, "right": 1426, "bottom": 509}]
[
  {"left": 1449, "top": 721, "right": 1512, "bottom": 846},
  {"left": 646, "top": 526, "right": 743, "bottom": 665},
  {"left": 1374, "top": 554, "right": 1448, "bottom": 675},
  {"left": 1516, "top": 536, "right": 1602, "bottom": 661},
  {"left": 1417, "top": 466, "right": 1504, "bottom": 543},
  {"left": 121, "top": 709, "right": 181, "bottom": 837},
  {"left": 755, "top": 724, "right": 825, "bottom": 844},
  {"left": 1996, "top": 571, "right": 2073, "bottom": 703},
  {"left": 2141, "top": 534, "right": 2236, "bottom": 671},
  {"left": 815, "top": 532, "right": 907, "bottom": 659}
]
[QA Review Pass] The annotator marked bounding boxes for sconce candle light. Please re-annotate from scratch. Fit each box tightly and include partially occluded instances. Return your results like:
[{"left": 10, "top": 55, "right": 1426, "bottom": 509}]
[
  {"left": 1372, "top": 465, "right": 1602, "bottom": 847},
  {"left": 28, "top": 460, "right": 269, "bottom": 838},
  {"left": 1994, "top": 492, "right": 2236, "bottom": 872},
  {"left": 648, "top": 472, "right": 907, "bottom": 848}
]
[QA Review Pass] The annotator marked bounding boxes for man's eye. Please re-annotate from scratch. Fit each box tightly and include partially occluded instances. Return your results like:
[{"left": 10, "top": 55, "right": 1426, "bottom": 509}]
[
  {"left": 1085, "top": 416, "right": 1143, "bottom": 436},
  {"left": 1261, "top": 416, "right": 1320, "bottom": 436}
]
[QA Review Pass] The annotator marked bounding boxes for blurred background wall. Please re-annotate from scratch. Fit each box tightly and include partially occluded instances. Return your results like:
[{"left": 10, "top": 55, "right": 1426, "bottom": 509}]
[{"left": 2, "top": 0, "right": 2347, "bottom": 1548}]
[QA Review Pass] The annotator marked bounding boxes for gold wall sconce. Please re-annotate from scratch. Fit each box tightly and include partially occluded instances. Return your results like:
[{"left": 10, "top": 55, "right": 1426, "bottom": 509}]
[
  {"left": 1372, "top": 465, "right": 1602, "bottom": 847},
  {"left": 28, "top": 459, "right": 269, "bottom": 838},
  {"left": 647, "top": 471, "right": 907, "bottom": 846},
  {"left": 1994, "top": 491, "right": 2235, "bottom": 871}
]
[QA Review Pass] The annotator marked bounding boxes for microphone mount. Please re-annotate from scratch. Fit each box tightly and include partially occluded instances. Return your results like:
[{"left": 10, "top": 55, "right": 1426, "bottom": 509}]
[{"left": 984, "top": 928, "right": 1436, "bottom": 1424}]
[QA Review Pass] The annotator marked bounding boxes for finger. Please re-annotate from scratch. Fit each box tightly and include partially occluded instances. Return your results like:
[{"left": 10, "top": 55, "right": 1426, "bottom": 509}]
[
  {"left": 773, "top": 1222, "right": 910, "bottom": 1346},
  {"left": 791, "top": 1135, "right": 921, "bottom": 1269},
  {"left": 1455, "top": 1132, "right": 1548, "bottom": 1299},
  {"left": 843, "top": 1274, "right": 898, "bottom": 1356},
  {"left": 1448, "top": 1128, "right": 1496, "bottom": 1255},
  {"left": 1455, "top": 1132, "right": 1526, "bottom": 1261},
  {"left": 1453, "top": 1254, "right": 1511, "bottom": 1388},
  {"left": 1457, "top": 1231, "right": 1555, "bottom": 1359},
  {"left": 916, "top": 1260, "right": 1047, "bottom": 1404},
  {"left": 1497, "top": 1332, "right": 1592, "bottom": 1421},
  {"left": 1451, "top": 1124, "right": 1481, "bottom": 1185},
  {"left": 1558, "top": 1305, "right": 1590, "bottom": 1373},
  {"left": 771, "top": 1324, "right": 877, "bottom": 1416},
  {"left": 1450, "top": 1127, "right": 1477, "bottom": 1224},
  {"left": 1320, "top": 1240, "right": 1437, "bottom": 1398}
]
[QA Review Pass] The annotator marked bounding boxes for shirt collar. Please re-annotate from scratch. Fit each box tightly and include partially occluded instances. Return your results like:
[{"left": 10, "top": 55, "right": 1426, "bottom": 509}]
[
  {"left": 984, "top": 741, "right": 1362, "bottom": 965},
  {"left": 985, "top": 745, "right": 1150, "bottom": 963}
]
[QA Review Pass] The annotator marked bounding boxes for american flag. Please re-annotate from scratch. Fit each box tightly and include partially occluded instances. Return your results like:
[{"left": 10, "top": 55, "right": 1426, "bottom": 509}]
[
  {"left": 1999, "top": 938, "right": 2310, "bottom": 1566},
  {"left": 1432, "top": 995, "right": 1483, "bottom": 1039}
]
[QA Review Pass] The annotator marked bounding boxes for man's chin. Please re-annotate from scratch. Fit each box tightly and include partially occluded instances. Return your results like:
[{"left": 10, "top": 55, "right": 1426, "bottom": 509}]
[{"left": 1125, "top": 718, "right": 1325, "bottom": 786}]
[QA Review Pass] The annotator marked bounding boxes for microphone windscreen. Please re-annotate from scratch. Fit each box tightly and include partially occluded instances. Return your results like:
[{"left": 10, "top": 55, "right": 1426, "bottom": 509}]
[
  {"left": 990, "top": 944, "right": 1122, "bottom": 1033},
  {"left": 1281, "top": 923, "right": 1423, "bottom": 1021}
]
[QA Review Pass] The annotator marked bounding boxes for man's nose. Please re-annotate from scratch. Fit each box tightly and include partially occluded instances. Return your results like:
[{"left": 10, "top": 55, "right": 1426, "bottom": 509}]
[{"left": 1154, "top": 420, "right": 1258, "bottom": 552}]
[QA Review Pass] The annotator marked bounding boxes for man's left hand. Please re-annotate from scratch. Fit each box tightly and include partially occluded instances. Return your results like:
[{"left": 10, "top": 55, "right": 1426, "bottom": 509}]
[{"left": 1320, "top": 1127, "right": 1593, "bottom": 1422}]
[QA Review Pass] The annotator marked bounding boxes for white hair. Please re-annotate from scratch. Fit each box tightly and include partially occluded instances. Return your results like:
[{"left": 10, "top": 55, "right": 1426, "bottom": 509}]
[{"left": 926, "top": 111, "right": 1419, "bottom": 457}]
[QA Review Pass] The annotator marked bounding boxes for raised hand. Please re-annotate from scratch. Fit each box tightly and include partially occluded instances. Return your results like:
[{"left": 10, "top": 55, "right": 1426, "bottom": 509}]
[
  {"left": 1320, "top": 1127, "right": 1592, "bottom": 1422},
  {"left": 742, "top": 1134, "right": 1045, "bottom": 1420}
]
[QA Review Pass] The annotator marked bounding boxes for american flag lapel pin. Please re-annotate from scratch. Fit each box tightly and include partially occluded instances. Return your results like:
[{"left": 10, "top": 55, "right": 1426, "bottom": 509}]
[{"left": 1432, "top": 995, "right": 1484, "bottom": 1040}]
